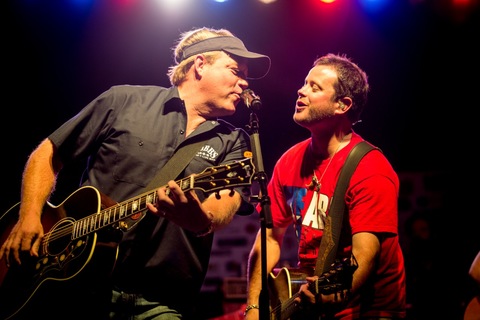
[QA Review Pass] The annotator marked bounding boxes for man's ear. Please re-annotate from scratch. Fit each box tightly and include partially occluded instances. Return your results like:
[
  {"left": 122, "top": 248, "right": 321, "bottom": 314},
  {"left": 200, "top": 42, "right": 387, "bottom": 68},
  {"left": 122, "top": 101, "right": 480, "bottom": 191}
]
[
  {"left": 337, "top": 97, "right": 352, "bottom": 111},
  {"left": 193, "top": 54, "right": 207, "bottom": 78}
]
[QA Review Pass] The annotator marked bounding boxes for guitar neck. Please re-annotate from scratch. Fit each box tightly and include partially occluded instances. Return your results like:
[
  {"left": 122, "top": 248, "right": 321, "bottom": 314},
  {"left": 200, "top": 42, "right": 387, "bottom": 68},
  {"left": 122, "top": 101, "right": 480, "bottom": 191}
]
[
  {"left": 72, "top": 188, "right": 157, "bottom": 239},
  {"left": 72, "top": 158, "right": 255, "bottom": 239}
]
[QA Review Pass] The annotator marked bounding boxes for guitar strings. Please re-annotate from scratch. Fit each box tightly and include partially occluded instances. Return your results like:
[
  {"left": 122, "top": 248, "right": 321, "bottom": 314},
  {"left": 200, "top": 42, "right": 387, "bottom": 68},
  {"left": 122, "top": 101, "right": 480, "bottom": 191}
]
[
  {"left": 38, "top": 192, "right": 157, "bottom": 245},
  {"left": 37, "top": 163, "right": 243, "bottom": 247},
  {"left": 270, "top": 290, "right": 302, "bottom": 315},
  {"left": 270, "top": 257, "right": 357, "bottom": 317}
]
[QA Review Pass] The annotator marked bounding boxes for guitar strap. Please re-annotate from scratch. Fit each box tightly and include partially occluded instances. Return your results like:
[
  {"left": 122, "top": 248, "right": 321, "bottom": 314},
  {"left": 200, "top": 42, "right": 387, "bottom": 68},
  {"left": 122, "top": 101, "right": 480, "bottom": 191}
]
[
  {"left": 143, "top": 138, "right": 206, "bottom": 192},
  {"left": 315, "top": 141, "right": 378, "bottom": 275}
]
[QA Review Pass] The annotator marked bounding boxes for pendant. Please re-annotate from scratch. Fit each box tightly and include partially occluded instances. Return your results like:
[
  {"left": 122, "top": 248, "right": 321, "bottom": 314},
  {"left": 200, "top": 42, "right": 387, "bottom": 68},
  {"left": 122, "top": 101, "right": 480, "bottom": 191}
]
[{"left": 306, "top": 173, "right": 321, "bottom": 192}]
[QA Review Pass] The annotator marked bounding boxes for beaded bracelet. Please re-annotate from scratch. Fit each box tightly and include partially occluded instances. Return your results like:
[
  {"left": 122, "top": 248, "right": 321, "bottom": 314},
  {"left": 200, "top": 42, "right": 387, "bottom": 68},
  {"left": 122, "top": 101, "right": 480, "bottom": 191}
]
[{"left": 243, "top": 304, "right": 260, "bottom": 316}]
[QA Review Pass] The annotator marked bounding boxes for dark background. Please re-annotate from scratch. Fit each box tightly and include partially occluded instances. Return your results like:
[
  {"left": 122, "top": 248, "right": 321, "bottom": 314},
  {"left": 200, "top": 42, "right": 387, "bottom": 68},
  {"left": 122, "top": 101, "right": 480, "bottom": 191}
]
[
  {"left": 3, "top": 0, "right": 480, "bottom": 318},
  {"left": 4, "top": 0, "right": 479, "bottom": 178}
]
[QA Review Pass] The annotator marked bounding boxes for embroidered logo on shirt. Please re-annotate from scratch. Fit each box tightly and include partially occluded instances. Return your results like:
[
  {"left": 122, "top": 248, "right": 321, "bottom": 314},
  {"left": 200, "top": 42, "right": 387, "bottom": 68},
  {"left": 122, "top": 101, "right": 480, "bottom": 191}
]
[{"left": 196, "top": 145, "right": 219, "bottom": 161}]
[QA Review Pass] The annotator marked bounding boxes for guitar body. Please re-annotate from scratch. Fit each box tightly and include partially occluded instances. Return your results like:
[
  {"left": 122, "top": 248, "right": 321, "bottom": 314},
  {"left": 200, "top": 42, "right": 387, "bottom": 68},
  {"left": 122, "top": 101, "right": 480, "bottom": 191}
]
[
  {"left": 268, "top": 267, "right": 310, "bottom": 320},
  {"left": 268, "top": 258, "right": 357, "bottom": 320},
  {"left": 0, "top": 186, "right": 120, "bottom": 320}
]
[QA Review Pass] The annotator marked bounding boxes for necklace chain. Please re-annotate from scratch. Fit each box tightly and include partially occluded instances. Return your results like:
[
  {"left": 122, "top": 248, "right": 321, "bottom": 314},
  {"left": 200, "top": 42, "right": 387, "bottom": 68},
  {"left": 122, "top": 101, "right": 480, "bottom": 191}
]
[{"left": 307, "top": 136, "right": 346, "bottom": 192}]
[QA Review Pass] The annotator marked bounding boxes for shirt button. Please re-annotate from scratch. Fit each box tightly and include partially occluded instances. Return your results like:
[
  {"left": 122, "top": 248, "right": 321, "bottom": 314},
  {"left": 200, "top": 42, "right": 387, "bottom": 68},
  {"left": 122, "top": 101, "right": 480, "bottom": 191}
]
[{"left": 180, "top": 130, "right": 185, "bottom": 134}]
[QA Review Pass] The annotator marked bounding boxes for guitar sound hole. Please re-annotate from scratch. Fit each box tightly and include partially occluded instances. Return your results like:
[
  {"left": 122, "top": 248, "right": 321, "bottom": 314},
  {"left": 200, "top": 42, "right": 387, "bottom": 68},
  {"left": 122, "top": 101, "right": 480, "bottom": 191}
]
[{"left": 46, "top": 218, "right": 76, "bottom": 256}]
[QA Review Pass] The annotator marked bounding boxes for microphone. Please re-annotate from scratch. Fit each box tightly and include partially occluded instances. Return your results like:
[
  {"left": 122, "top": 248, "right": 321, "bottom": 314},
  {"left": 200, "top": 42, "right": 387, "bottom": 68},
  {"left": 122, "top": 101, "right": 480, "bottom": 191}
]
[{"left": 241, "top": 89, "right": 262, "bottom": 111}]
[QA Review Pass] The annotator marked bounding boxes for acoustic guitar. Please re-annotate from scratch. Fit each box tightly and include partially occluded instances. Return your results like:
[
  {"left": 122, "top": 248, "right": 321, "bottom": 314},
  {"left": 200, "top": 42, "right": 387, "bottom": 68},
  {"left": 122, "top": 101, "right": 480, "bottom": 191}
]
[
  {"left": 268, "top": 257, "right": 357, "bottom": 320},
  {"left": 0, "top": 158, "right": 255, "bottom": 320}
]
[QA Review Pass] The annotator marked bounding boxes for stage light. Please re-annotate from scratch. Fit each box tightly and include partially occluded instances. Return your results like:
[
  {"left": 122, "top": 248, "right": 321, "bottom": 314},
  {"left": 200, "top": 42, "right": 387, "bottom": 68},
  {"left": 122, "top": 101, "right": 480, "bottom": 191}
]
[{"left": 359, "top": 0, "right": 391, "bottom": 13}]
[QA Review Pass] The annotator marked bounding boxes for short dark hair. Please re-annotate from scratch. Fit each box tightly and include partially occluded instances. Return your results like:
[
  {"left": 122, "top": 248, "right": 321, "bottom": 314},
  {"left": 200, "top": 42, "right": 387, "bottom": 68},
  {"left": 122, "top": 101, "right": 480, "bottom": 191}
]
[{"left": 313, "top": 53, "right": 369, "bottom": 125}]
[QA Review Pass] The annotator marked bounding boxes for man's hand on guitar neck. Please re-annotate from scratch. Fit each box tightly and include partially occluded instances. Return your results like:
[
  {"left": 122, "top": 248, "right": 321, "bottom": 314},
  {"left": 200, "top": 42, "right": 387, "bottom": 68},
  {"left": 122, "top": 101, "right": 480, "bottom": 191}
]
[
  {"left": 297, "top": 275, "right": 351, "bottom": 306},
  {"left": 145, "top": 179, "right": 242, "bottom": 236}
]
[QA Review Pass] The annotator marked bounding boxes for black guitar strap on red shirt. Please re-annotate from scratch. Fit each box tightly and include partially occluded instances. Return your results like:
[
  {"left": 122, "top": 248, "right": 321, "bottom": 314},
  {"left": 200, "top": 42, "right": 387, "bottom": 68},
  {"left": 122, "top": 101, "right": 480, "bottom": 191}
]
[{"left": 315, "top": 141, "right": 379, "bottom": 275}]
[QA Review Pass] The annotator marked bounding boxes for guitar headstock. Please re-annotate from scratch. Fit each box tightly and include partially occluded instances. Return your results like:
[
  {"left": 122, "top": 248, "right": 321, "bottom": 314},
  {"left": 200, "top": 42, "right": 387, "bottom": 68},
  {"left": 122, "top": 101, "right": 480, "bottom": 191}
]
[{"left": 185, "top": 157, "right": 255, "bottom": 193}]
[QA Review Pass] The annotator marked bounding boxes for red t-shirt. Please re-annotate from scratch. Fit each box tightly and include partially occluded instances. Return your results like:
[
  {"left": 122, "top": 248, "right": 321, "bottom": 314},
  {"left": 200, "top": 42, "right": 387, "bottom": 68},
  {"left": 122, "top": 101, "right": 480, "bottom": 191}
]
[{"left": 265, "top": 131, "right": 406, "bottom": 319}]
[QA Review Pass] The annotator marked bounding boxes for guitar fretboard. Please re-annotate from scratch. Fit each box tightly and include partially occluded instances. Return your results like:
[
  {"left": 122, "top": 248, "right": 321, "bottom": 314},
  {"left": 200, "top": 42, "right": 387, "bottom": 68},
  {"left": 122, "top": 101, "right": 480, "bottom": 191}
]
[{"left": 73, "top": 190, "right": 157, "bottom": 238}]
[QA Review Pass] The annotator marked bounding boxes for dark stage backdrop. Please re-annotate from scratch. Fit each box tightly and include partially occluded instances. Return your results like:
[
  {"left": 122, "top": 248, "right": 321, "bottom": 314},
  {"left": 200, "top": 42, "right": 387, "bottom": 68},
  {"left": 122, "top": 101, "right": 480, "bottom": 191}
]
[{"left": 3, "top": 1, "right": 479, "bottom": 318}]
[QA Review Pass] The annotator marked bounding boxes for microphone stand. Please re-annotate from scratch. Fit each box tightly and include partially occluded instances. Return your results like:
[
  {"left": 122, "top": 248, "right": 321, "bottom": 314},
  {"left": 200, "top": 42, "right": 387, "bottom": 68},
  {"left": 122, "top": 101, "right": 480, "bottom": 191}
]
[{"left": 245, "top": 110, "right": 272, "bottom": 320}]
